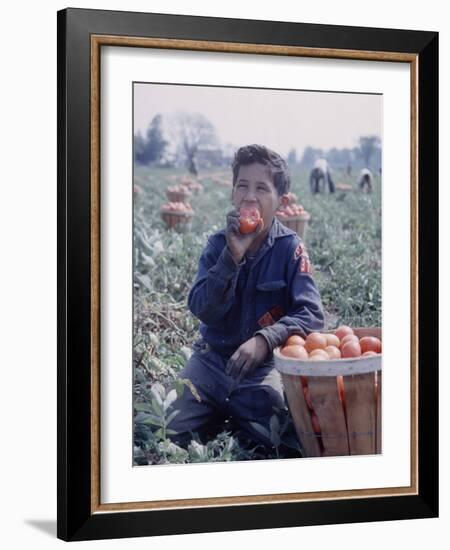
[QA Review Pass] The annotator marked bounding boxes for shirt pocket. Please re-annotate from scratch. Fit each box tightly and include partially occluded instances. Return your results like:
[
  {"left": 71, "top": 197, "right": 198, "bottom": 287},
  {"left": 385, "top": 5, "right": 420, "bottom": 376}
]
[{"left": 256, "top": 280, "right": 287, "bottom": 292}]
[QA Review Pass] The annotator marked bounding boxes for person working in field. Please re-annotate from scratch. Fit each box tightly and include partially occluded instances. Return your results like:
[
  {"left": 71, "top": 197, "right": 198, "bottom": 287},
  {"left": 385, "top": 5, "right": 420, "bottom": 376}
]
[
  {"left": 357, "top": 167, "right": 374, "bottom": 193},
  {"left": 309, "top": 158, "right": 336, "bottom": 193},
  {"left": 168, "top": 144, "right": 324, "bottom": 453}
]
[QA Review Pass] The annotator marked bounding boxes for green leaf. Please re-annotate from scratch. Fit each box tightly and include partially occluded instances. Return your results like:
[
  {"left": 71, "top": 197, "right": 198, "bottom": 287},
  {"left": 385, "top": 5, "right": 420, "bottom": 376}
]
[
  {"left": 150, "top": 382, "right": 165, "bottom": 405},
  {"left": 163, "top": 389, "right": 178, "bottom": 411},
  {"left": 165, "top": 409, "right": 180, "bottom": 426},
  {"left": 136, "top": 273, "right": 152, "bottom": 291},
  {"left": 269, "top": 415, "right": 280, "bottom": 435},
  {"left": 271, "top": 431, "right": 281, "bottom": 448},
  {"left": 142, "top": 417, "right": 164, "bottom": 428},
  {"left": 134, "top": 412, "right": 157, "bottom": 424},
  {"left": 150, "top": 397, "right": 164, "bottom": 417},
  {"left": 134, "top": 402, "right": 152, "bottom": 413},
  {"left": 225, "top": 437, "right": 236, "bottom": 453},
  {"left": 173, "top": 380, "right": 186, "bottom": 399}
]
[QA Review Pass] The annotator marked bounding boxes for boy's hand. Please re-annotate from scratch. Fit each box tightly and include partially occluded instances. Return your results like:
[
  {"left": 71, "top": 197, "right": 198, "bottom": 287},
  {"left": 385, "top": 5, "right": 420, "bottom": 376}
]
[
  {"left": 225, "top": 335, "right": 269, "bottom": 383},
  {"left": 225, "top": 209, "right": 264, "bottom": 264}
]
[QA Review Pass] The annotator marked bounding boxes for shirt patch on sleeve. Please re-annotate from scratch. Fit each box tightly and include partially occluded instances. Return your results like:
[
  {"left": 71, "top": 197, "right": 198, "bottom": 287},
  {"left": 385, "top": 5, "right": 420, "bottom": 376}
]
[
  {"left": 258, "top": 311, "right": 275, "bottom": 328},
  {"left": 294, "top": 243, "right": 304, "bottom": 260},
  {"left": 300, "top": 256, "right": 312, "bottom": 274},
  {"left": 294, "top": 241, "right": 313, "bottom": 274},
  {"left": 270, "top": 305, "right": 284, "bottom": 321},
  {"left": 257, "top": 306, "right": 284, "bottom": 328}
]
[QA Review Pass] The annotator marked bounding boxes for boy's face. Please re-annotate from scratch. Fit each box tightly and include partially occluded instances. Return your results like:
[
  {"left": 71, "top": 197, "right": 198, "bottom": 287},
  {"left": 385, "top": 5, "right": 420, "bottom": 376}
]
[{"left": 231, "top": 162, "right": 288, "bottom": 230}]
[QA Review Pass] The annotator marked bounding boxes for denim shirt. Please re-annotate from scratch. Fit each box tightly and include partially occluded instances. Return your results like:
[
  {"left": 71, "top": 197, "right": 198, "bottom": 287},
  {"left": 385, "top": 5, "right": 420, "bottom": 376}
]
[{"left": 188, "top": 218, "right": 325, "bottom": 358}]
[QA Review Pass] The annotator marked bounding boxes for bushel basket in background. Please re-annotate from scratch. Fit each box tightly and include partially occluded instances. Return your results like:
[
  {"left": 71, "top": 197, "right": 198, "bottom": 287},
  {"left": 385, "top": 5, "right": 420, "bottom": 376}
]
[
  {"left": 166, "top": 188, "right": 192, "bottom": 203},
  {"left": 277, "top": 211, "right": 311, "bottom": 239},
  {"left": 274, "top": 328, "right": 382, "bottom": 458},
  {"left": 160, "top": 209, "right": 195, "bottom": 232}
]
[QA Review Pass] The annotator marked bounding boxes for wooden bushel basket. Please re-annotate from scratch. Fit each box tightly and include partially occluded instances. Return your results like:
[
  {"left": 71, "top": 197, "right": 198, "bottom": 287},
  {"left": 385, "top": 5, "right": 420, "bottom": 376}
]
[
  {"left": 274, "top": 328, "right": 381, "bottom": 458},
  {"left": 335, "top": 182, "right": 353, "bottom": 192},
  {"left": 166, "top": 189, "right": 191, "bottom": 203},
  {"left": 278, "top": 212, "right": 311, "bottom": 239},
  {"left": 160, "top": 210, "right": 194, "bottom": 232}
]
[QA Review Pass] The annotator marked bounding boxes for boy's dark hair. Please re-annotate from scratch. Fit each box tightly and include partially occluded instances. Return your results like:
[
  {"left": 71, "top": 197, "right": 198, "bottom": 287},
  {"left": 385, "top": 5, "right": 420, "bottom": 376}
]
[{"left": 232, "top": 144, "right": 291, "bottom": 196}]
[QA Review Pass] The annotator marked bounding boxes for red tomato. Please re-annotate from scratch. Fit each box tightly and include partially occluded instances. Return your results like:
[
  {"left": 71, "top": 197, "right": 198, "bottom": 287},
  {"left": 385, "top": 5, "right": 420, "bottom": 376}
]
[
  {"left": 239, "top": 207, "right": 262, "bottom": 234},
  {"left": 311, "top": 412, "right": 322, "bottom": 434},
  {"left": 341, "top": 341, "right": 362, "bottom": 358},
  {"left": 286, "top": 192, "right": 298, "bottom": 204},
  {"left": 325, "top": 333, "right": 340, "bottom": 347},
  {"left": 340, "top": 334, "right": 360, "bottom": 348},
  {"left": 335, "top": 325, "right": 354, "bottom": 340},
  {"left": 359, "top": 336, "right": 382, "bottom": 354},
  {"left": 374, "top": 371, "right": 380, "bottom": 401},
  {"left": 303, "top": 385, "right": 314, "bottom": 410},
  {"left": 286, "top": 334, "right": 306, "bottom": 347},
  {"left": 280, "top": 345, "right": 308, "bottom": 360},
  {"left": 300, "top": 375, "right": 308, "bottom": 388},
  {"left": 325, "top": 345, "right": 341, "bottom": 359},
  {"left": 337, "top": 375, "right": 346, "bottom": 405},
  {"left": 309, "top": 349, "right": 329, "bottom": 361},
  {"left": 299, "top": 376, "right": 314, "bottom": 411},
  {"left": 285, "top": 205, "right": 294, "bottom": 217},
  {"left": 305, "top": 332, "right": 328, "bottom": 353}
]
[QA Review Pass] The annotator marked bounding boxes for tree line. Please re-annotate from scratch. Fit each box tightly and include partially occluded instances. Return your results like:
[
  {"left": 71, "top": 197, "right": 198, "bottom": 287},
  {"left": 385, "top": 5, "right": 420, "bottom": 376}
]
[
  {"left": 135, "top": 113, "right": 381, "bottom": 174},
  {"left": 287, "top": 136, "right": 381, "bottom": 173}
]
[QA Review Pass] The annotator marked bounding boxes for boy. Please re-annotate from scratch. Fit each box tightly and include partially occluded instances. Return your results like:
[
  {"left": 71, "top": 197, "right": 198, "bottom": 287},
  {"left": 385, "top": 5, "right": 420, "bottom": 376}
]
[{"left": 169, "top": 144, "right": 324, "bottom": 452}]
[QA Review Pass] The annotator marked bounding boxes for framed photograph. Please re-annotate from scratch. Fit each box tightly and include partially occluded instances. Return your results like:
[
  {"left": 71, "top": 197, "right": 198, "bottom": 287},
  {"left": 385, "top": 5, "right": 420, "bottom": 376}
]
[{"left": 57, "top": 8, "right": 438, "bottom": 541}]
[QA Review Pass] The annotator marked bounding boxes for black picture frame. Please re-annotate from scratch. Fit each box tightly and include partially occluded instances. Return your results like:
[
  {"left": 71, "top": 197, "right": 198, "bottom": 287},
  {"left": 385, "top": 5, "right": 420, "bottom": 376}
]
[{"left": 57, "top": 7, "right": 438, "bottom": 542}]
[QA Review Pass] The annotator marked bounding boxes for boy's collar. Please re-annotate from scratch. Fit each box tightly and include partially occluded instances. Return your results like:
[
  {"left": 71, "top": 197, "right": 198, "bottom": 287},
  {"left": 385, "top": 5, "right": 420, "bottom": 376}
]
[
  {"left": 245, "top": 218, "right": 296, "bottom": 267},
  {"left": 266, "top": 217, "right": 297, "bottom": 246}
]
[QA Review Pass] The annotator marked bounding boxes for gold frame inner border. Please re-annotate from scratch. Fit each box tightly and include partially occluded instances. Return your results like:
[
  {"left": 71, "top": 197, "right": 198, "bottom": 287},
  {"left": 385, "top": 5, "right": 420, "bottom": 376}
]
[{"left": 89, "top": 35, "right": 419, "bottom": 514}]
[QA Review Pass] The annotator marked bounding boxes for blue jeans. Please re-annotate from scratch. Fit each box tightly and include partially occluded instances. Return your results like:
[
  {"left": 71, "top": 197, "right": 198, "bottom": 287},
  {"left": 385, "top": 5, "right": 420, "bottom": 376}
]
[{"left": 168, "top": 338, "right": 288, "bottom": 449}]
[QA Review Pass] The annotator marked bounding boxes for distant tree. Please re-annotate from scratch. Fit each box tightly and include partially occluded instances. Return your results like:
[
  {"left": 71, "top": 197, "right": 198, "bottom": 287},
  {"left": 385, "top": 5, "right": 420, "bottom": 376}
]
[
  {"left": 287, "top": 148, "right": 297, "bottom": 167},
  {"left": 372, "top": 145, "right": 382, "bottom": 174},
  {"left": 358, "top": 136, "right": 381, "bottom": 169},
  {"left": 146, "top": 114, "right": 167, "bottom": 163},
  {"left": 299, "top": 146, "right": 324, "bottom": 168},
  {"left": 171, "top": 112, "right": 219, "bottom": 176},
  {"left": 134, "top": 132, "right": 147, "bottom": 164},
  {"left": 222, "top": 143, "right": 237, "bottom": 166},
  {"left": 325, "top": 147, "right": 341, "bottom": 168},
  {"left": 352, "top": 146, "right": 363, "bottom": 166},
  {"left": 326, "top": 147, "right": 353, "bottom": 170},
  {"left": 134, "top": 114, "right": 167, "bottom": 165}
]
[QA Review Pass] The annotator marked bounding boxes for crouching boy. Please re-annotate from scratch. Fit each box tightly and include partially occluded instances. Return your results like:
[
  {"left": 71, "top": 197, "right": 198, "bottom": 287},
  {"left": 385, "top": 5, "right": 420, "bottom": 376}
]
[{"left": 169, "top": 144, "right": 324, "bottom": 454}]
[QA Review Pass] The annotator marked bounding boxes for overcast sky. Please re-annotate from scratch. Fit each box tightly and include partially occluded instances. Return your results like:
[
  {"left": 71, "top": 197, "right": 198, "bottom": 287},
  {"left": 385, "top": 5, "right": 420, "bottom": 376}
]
[{"left": 134, "top": 82, "right": 382, "bottom": 157}]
